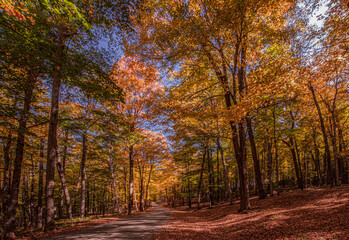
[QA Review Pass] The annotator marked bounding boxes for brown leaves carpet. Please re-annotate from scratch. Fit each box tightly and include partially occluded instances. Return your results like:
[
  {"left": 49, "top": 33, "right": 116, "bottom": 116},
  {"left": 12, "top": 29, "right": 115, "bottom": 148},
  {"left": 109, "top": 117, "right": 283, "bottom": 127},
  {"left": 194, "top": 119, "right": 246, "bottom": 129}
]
[{"left": 154, "top": 186, "right": 349, "bottom": 240}]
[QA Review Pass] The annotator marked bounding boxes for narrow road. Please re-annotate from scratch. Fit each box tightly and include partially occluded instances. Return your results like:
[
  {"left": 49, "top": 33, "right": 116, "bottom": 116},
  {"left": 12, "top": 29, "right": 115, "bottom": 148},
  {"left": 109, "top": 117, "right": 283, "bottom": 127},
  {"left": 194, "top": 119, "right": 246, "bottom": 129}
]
[{"left": 43, "top": 204, "right": 172, "bottom": 240}]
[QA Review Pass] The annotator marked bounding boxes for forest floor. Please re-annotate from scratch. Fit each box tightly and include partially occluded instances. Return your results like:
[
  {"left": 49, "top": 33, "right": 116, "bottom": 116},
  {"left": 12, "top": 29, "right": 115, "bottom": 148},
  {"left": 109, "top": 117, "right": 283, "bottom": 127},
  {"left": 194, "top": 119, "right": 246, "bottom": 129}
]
[{"left": 154, "top": 185, "right": 349, "bottom": 240}]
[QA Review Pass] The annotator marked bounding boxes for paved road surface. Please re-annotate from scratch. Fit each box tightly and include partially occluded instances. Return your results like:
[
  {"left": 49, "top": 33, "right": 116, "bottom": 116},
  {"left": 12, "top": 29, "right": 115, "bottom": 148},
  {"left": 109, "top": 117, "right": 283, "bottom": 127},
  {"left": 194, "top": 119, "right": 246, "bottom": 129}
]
[{"left": 43, "top": 204, "right": 172, "bottom": 240}]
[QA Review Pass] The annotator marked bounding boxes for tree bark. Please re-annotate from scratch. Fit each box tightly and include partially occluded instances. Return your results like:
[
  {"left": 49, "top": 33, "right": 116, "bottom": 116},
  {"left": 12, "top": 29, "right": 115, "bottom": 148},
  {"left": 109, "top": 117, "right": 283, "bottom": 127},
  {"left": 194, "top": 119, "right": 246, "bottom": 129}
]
[
  {"left": 203, "top": 35, "right": 250, "bottom": 212},
  {"left": 45, "top": 31, "right": 65, "bottom": 231},
  {"left": 109, "top": 153, "right": 121, "bottom": 215},
  {"left": 29, "top": 161, "right": 36, "bottom": 227},
  {"left": 197, "top": 146, "right": 207, "bottom": 209},
  {"left": 246, "top": 116, "right": 266, "bottom": 199},
  {"left": 145, "top": 165, "right": 153, "bottom": 209},
  {"left": 186, "top": 162, "right": 192, "bottom": 208},
  {"left": 312, "top": 130, "right": 323, "bottom": 186},
  {"left": 37, "top": 138, "right": 44, "bottom": 229},
  {"left": 56, "top": 151, "right": 72, "bottom": 219},
  {"left": 138, "top": 164, "right": 145, "bottom": 212},
  {"left": 1, "top": 130, "right": 12, "bottom": 220},
  {"left": 283, "top": 138, "right": 303, "bottom": 190},
  {"left": 308, "top": 85, "right": 333, "bottom": 185},
  {"left": 72, "top": 172, "right": 81, "bottom": 215},
  {"left": 128, "top": 144, "right": 134, "bottom": 215},
  {"left": 273, "top": 108, "right": 280, "bottom": 195},
  {"left": 217, "top": 139, "right": 233, "bottom": 204},
  {"left": 267, "top": 139, "right": 273, "bottom": 196},
  {"left": 80, "top": 133, "right": 87, "bottom": 218},
  {"left": 208, "top": 148, "right": 214, "bottom": 207},
  {"left": 4, "top": 70, "right": 37, "bottom": 238}
]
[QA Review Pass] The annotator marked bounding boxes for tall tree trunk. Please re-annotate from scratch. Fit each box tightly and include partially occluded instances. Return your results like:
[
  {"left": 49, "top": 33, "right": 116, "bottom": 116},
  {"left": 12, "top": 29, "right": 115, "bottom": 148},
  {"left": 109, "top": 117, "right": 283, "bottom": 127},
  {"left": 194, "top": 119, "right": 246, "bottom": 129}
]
[
  {"left": 186, "top": 162, "right": 192, "bottom": 208},
  {"left": 128, "top": 144, "right": 134, "bottom": 215},
  {"left": 1, "top": 130, "right": 12, "bottom": 224},
  {"left": 204, "top": 35, "right": 249, "bottom": 212},
  {"left": 246, "top": 116, "right": 266, "bottom": 199},
  {"left": 308, "top": 84, "right": 332, "bottom": 185},
  {"left": 217, "top": 139, "right": 233, "bottom": 204},
  {"left": 138, "top": 165, "right": 145, "bottom": 212},
  {"left": 273, "top": 107, "right": 280, "bottom": 195},
  {"left": 72, "top": 172, "right": 81, "bottom": 215},
  {"left": 338, "top": 125, "right": 346, "bottom": 183},
  {"left": 58, "top": 188, "right": 64, "bottom": 219},
  {"left": 312, "top": 130, "right": 322, "bottom": 186},
  {"left": 37, "top": 138, "right": 44, "bottom": 229},
  {"left": 123, "top": 166, "right": 128, "bottom": 209},
  {"left": 80, "top": 133, "right": 87, "bottom": 218},
  {"left": 197, "top": 147, "right": 207, "bottom": 209},
  {"left": 267, "top": 139, "right": 273, "bottom": 196},
  {"left": 235, "top": 37, "right": 250, "bottom": 213},
  {"left": 56, "top": 151, "right": 72, "bottom": 219},
  {"left": 283, "top": 138, "right": 303, "bottom": 190},
  {"left": 216, "top": 147, "right": 220, "bottom": 203},
  {"left": 330, "top": 111, "right": 340, "bottom": 186},
  {"left": 29, "top": 160, "right": 36, "bottom": 228},
  {"left": 109, "top": 153, "right": 121, "bottom": 215},
  {"left": 45, "top": 32, "right": 66, "bottom": 231},
  {"left": 3, "top": 71, "right": 37, "bottom": 238},
  {"left": 208, "top": 148, "right": 214, "bottom": 207},
  {"left": 145, "top": 165, "right": 153, "bottom": 209},
  {"left": 294, "top": 138, "right": 304, "bottom": 188},
  {"left": 134, "top": 190, "right": 139, "bottom": 211}
]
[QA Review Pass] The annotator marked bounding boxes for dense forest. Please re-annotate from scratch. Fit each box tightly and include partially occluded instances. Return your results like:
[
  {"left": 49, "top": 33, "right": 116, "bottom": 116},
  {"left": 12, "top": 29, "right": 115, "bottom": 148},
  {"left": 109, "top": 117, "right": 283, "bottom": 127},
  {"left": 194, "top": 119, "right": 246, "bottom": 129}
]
[{"left": 1, "top": 0, "right": 349, "bottom": 239}]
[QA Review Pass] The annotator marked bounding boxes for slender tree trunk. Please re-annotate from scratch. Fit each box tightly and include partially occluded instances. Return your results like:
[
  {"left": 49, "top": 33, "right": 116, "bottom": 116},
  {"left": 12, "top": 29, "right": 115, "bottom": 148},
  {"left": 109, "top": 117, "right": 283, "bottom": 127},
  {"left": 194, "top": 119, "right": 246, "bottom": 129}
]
[
  {"left": 273, "top": 107, "right": 280, "bottom": 195},
  {"left": 3, "top": 71, "right": 37, "bottom": 238},
  {"left": 216, "top": 148, "right": 220, "bottom": 203},
  {"left": 58, "top": 189, "right": 64, "bottom": 219},
  {"left": 308, "top": 85, "right": 332, "bottom": 185},
  {"left": 72, "top": 173, "right": 81, "bottom": 215},
  {"left": 139, "top": 165, "right": 144, "bottom": 212},
  {"left": 208, "top": 148, "right": 214, "bottom": 207},
  {"left": 312, "top": 131, "right": 322, "bottom": 186},
  {"left": 217, "top": 140, "right": 233, "bottom": 204},
  {"left": 283, "top": 138, "right": 303, "bottom": 189},
  {"left": 1, "top": 130, "right": 12, "bottom": 226},
  {"left": 37, "top": 138, "right": 44, "bottom": 229},
  {"left": 56, "top": 151, "right": 72, "bottom": 219},
  {"left": 186, "top": 162, "right": 192, "bottom": 208},
  {"left": 86, "top": 181, "right": 90, "bottom": 217},
  {"left": 145, "top": 165, "right": 153, "bottom": 209},
  {"left": 123, "top": 166, "right": 127, "bottom": 210},
  {"left": 80, "top": 133, "right": 87, "bottom": 218},
  {"left": 134, "top": 191, "right": 139, "bottom": 211},
  {"left": 330, "top": 110, "right": 340, "bottom": 186},
  {"left": 128, "top": 144, "right": 134, "bottom": 215},
  {"left": 109, "top": 153, "right": 121, "bottom": 215},
  {"left": 338, "top": 126, "right": 345, "bottom": 183},
  {"left": 267, "top": 139, "right": 273, "bottom": 196},
  {"left": 235, "top": 39, "right": 250, "bottom": 213},
  {"left": 294, "top": 139, "right": 304, "bottom": 188},
  {"left": 246, "top": 116, "right": 266, "bottom": 199},
  {"left": 45, "top": 32, "right": 66, "bottom": 231},
  {"left": 29, "top": 161, "right": 36, "bottom": 228},
  {"left": 197, "top": 147, "right": 207, "bottom": 209}
]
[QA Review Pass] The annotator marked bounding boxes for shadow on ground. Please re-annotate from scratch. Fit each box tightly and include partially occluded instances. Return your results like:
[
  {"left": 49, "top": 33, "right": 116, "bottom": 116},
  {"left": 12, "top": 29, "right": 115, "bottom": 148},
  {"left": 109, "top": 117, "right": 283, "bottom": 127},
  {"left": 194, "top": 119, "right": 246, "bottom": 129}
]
[{"left": 154, "top": 186, "right": 349, "bottom": 240}]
